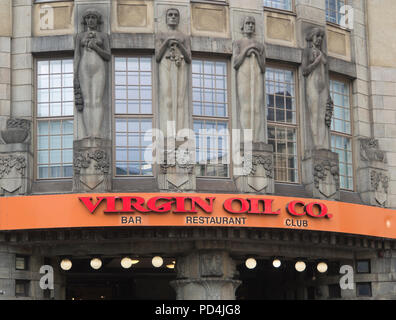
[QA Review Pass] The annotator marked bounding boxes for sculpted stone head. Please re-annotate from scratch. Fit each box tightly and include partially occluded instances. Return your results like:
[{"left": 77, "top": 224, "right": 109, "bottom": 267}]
[
  {"left": 82, "top": 9, "right": 103, "bottom": 31},
  {"left": 306, "top": 27, "right": 325, "bottom": 49},
  {"left": 166, "top": 8, "right": 180, "bottom": 28},
  {"left": 241, "top": 16, "right": 256, "bottom": 36}
]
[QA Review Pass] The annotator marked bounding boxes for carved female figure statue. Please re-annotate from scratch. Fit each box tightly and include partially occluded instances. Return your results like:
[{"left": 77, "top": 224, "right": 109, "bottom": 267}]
[
  {"left": 233, "top": 16, "right": 266, "bottom": 143},
  {"left": 74, "top": 9, "right": 111, "bottom": 139},
  {"left": 156, "top": 8, "right": 191, "bottom": 134},
  {"left": 302, "top": 27, "right": 333, "bottom": 150}
]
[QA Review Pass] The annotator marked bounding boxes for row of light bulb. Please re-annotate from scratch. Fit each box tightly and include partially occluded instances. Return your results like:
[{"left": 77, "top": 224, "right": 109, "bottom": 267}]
[
  {"left": 60, "top": 256, "right": 176, "bottom": 271},
  {"left": 245, "top": 258, "right": 328, "bottom": 273}
]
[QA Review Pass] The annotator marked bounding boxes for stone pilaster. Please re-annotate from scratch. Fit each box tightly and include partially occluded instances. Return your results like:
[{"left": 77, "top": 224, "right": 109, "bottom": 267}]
[{"left": 171, "top": 250, "right": 241, "bottom": 300}]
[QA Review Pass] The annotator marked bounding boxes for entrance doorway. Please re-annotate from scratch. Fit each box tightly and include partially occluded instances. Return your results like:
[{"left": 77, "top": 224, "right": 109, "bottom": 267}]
[
  {"left": 64, "top": 257, "right": 176, "bottom": 300},
  {"left": 236, "top": 259, "right": 339, "bottom": 300}
]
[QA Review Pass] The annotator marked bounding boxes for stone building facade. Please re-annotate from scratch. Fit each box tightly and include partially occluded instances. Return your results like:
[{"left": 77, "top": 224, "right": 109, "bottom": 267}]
[{"left": 0, "top": 0, "right": 395, "bottom": 300}]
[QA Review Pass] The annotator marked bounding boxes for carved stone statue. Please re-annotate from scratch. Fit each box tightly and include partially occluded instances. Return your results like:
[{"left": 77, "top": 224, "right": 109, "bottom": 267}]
[
  {"left": 156, "top": 8, "right": 191, "bottom": 134},
  {"left": 302, "top": 27, "right": 333, "bottom": 150},
  {"left": 74, "top": 9, "right": 111, "bottom": 138},
  {"left": 233, "top": 16, "right": 266, "bottom": 143}
]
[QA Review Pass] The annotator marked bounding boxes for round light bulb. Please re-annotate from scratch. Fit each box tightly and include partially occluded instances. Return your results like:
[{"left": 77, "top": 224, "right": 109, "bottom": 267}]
[
  {"left": 121, "top": 257, "right": 133, "bottom": 269},
  {"left": 245, "top": 258, "right": 257, "bottom": 269},
  {"left": 317, "top": 262, "right": 328, "bottom": 273},
  {"left": 152, "top": 256, "right": 163, "bottom": 268},
  {"left": 90, "top": 258, "right": 102, "bottom": 270},
  {"left": 272, "top": 259, "right": 281, "bottom": 268},
  {"left": 60, "top": 259, "right": 72, "bottom": 271},
  {"left": 295, "top": 261, "right": 306, "bottom": 272}
]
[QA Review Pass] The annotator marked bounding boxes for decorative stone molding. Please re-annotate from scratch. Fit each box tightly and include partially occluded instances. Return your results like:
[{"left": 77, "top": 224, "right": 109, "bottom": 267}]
[
  {"left": 360, "top": 138, "right": 386, "bottom": 163},
  {"left": 302, "top": 149, "right": 340, "bottom": 200},
  {"left": 171, "top": 250, "right": 241, "bottom": 300},
  {"left": 73, "top": 138, "right": 111, "bottom": 192},
  {"left": 0, "top": 155, "right": 26, "bottom": 178},
  {"left": 357, "top": 138, "right": 389, "bottom": 207},
  {"left": 325, "top": 95, "right": 334, "bottom": 128},
  {"left": 370, "top": 170, "right": 389, "bottom": 207},
  {"left": 313, "top": 159, "right": 340, "bottom": 196},
  {"left": 1, "top": 118, "right": 31, "bottom": 144},
  {"left": 158, "top": 146, "right": 195, "bottom": 191},
  {"left": 235, "top": 142, "right": 274, "bottom": 194},
  {"left": 0, "top": 154, "right": 27, "bottom": 195},
  {"left": 74, "top": 149, "right": 110, "bottom": 175},
  {"left": 242, "top": 154, "right": 273, "bottom": 178}
]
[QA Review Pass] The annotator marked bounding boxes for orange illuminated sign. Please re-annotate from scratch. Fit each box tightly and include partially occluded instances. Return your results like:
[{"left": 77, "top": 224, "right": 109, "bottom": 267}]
[{"left": 0, "top": 193, "right": 395, "bottom": 239}]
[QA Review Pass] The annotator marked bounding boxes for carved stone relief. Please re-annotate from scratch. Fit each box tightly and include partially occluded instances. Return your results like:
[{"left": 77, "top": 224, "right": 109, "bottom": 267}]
[
  {"left": 74, "top": 8, "right": 111, "bottom": 139},
  {"left": 313, "top": 160, "right": 340, "bottom": 198},
  {"left": 235, "top": 142, "right": 274, "bottom": 194},
  {"left": 159, "top": 145, "right": 195, "bottom": 191},
  {"left": 171, "top": 250, "right": 241, "bottom": 300},
  {"left": 360, "top": 138, "right": 386, "bottom": 163},
  {"left": 370, "top": 170, "right": 389, "bottom": 207},
  {"left": 242, "top": 154, "right": 273, "bottom": 192},
  {"left": 200, "top": 252, "right": 223, "bottom": 278},
  {"left": 302, "top": 27, "right": 333, "bottom": 150},
  {"left": 358, "top": 138, "right": 389, "bottom": 207},
  {"left": 0, "top": 155, "right": 26, "bottom": 194},
  {"left": 74, "top": 148, "right": 110, "bottom": 191}
]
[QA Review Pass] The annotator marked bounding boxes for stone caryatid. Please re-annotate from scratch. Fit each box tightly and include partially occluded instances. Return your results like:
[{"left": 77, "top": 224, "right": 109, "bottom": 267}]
[
  {"left": 156, "top": 8, "right": 191, "bottom": 135},
  {"left": 233, "top": 16, "right": 266, "bottom": 143},
  {"left": 302, "top": 27, "right": 333, "bottom": 150},
  {"left": 74, "top": 9, "right": 111, "bottom": 139}
]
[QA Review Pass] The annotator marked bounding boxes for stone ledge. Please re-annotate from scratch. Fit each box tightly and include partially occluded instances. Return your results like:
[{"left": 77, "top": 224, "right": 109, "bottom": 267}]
[
  {"left": 111, "top": 33, "right": 155, "bottom": 50},
  {"left": 328, "top": 56, "right": 357, "bottom": 79},
  {"left": 31, "top": 35, "right": 74, "bottom": 53}
]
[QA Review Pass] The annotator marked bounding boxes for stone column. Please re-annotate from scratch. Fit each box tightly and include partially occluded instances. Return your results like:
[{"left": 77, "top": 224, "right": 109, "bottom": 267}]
[{"left": 171, "top": 250, "right": 241, "bottom": 300}]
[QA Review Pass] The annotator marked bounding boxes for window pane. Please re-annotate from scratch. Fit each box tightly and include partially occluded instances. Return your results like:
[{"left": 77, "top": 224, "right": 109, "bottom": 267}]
[
  {"left": 114, "top": 117, "right": 153, "bottom": 176},
  {"left": 194, "top": 120, "right": 229, "bottom": 177},
  {"left": 264, "top": 0, "right": 292, "bottom": 11},
  {"left": 115, "top": 57, "right": 153, "bottom": 115},
  {"left": 192, "top": 59, "right": 228, "bottom": 118},
  {"left": 268, "top": 125, "right": 298, "bottom": 183},
  {"left": 331, "top": 134, "right": 353, "bottom": 190},
  {"left": 36, "top": 58, "right": 74, "bottom": 179},
  {"left": 330, "top": 78, "right": 353, "bottom": 190},
  {"left": 326, "top": 0, "right": 346, "bottom": 25},
  {"left": 266, "top": 68, "right": 295, "bottom": 124}
]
